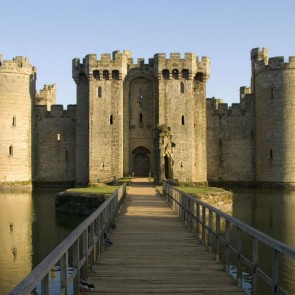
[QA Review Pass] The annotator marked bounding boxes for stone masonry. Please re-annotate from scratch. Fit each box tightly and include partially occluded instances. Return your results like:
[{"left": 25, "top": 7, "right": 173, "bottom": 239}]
[{"left": 1, "top": 48, "right": 295, "bottom": 188}]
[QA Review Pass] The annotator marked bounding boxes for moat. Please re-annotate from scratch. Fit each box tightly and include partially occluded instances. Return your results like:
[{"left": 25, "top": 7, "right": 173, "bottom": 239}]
[
  {"left": 0, "top": 188, "right": 85, "bottom": 294},
  {"left": 0, "top": 187, "right": 295, "bottom": 294}
]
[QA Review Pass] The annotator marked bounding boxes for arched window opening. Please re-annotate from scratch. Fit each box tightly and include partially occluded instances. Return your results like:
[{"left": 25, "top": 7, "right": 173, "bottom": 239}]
[
  {"left": 112, "top": 70, "right": 119, "bottom": 80},
  {"left": 139, "top": 113, "right": 143, "bottom": 123},
  {"left": 9, "top": 145, "right": 13, "bottom": 156},
  {"left": 270, "top": 149, "right": 273, "bottom": 160},
  {"left": 195, "top": 72, "right": 204, "bottom": 82},
  {"left": 98, "top": 86, "right": 102, "bottom": 98},
  {"left": 57, "top": 133, "right": 61, "bottom": 141},
  {"left": 180, "top": 82, "right": 184, "bottom": 93},
  {"left": 181, "top": 115, "right": 185, "bottom": 125},
  {"left": 172, "top": 69, "right": 179, "bottom": 80},
  {"left": 93, "top": 70, "right": 100, "bottom": 80},
  {"left": 12, "top": 116, "right": 16, "bottom": 127},
  {"left": 103, "top": 70, "right": 109, "bottom": 80},
  {"left": 110, "top": 115, "right": 113, "bottom": 125},
  {"left": 139, "top": 89, "right": 144, "bottom": 99},
  {"left": 162, "top": 69, "right": 169, "bottom": 80},
  {"left": 181, "top": 69, "right": 189, "bottom": 80}
]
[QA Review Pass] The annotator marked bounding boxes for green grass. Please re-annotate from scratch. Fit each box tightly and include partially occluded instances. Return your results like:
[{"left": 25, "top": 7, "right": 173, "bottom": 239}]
[
  {"left": 114, "top": 177, "right": 133, "bottom": 185},
  {"left": 156, "top": 185, "right": 226, "bottom": 195},
  {"left": 67, "top": 185, "right": 120, "bottom": 195},
  {"left": 177, "top": 186, "right": 226, "bottom": 194}
]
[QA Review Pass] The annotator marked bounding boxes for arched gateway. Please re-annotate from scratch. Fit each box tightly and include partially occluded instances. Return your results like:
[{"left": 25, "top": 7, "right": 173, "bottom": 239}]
[{"left": 132, "top": 146, "right": 151, "bottom": 176}]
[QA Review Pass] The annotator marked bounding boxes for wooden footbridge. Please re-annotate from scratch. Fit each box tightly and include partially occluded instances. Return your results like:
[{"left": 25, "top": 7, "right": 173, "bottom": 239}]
[
  {"left": 83, "top": 178, "right": 244, "bottom": 294},
  {"left": 9, "top": 178, "right": 295, "bottom": 295}
]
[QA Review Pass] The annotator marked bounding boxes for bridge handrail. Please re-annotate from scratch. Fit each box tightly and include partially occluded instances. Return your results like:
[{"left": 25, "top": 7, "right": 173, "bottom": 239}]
[
  {"left": 8, "top": 183, "right": 126, "bottom": 295},
  {"left": 163, "top": 183, "right": 295, "bottom": 295}
]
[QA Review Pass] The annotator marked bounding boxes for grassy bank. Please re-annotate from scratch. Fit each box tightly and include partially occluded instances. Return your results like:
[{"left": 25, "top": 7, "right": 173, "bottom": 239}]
[
  {"left": 157, "top": 185, "right": 228, "bottom": 196},
  {"left": 67, "top": 186, "right": 120, "bottom": 195},
  {"left": 66, "top": 177, "right": 132, "bottom": 195}
]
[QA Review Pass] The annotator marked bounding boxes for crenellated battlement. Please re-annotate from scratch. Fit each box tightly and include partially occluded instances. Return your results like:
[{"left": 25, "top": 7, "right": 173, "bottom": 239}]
[
  {"left": 35, "top": 104, "right": 76, "bottom": 119},
  {"left": 72, "top": 50, "right": 210, "bottom": 83},
  {"left": 251, "top": 47, "right": 268, "bottom": 63},
  {"left": 0, "top": 55, "right": 36, "bottom": 76},
  {"left": 36, "top": 84, "right": 57, "bottom": 110},
  {"left": 154, "top": 52, "right": 210, "bottom": 81},
  {"left": 72, "top": 50, "right": 135, "bottom": 82},
  {"left": 207, "top": 97, "right": 252, "bottom": 117},
  {"left": 240, "top": 86, "right": 252, "bottom": 102},
  {"left": 252, "top": 48, "right": 295, "bottom": 74}
]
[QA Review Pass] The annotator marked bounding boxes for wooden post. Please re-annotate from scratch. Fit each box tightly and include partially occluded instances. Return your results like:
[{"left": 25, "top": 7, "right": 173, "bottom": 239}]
[
  {"left": 208, "top": 210, "right": 213, "bottom": 252},
  {"left": 193, "top": 203, "right": 197, "bottom": 236},
  {"left": 60, "top": 252, "right": 68, "bottom": 294},
  {"left": 196, "top": 203, "right": 200, "bottom": 241},
  {"left": 225, "top": 220, "right": 230, "bottom": 272},
  {"left": 252, "top": 237, "right": 258, "bottom": 295},
  {"left": 89, "top": 222, "right": 95, "bottom": 271},
  {"left": 272, "top": 249, "right": 279, "bottom": 294},
  {"left": 215, "top": 215, "right": 220, "bottom": 261},
  {"left": 81, "top": 229, "right": 88, "bottom": 279},
  {"left": 202, "top": 205, "right": 206, "bottom": 245},
  {"left": 236, "top": 227, "right": 242, "bottom": 287},
  {"left": 41, "top": 273, "right": 50, "bottom": 295},
  {"left": 73, "top": 239, "right": 79, "bottom": 295},
  {"left": 99, "top": 217, "right": 103, "bottom": 259},
  {"left": 189, "top": 200, "right": 194, "bottom": 233}
]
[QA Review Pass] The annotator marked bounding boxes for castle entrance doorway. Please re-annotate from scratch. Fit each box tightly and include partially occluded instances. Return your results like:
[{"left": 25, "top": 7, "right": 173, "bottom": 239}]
[
  {"left": 164, "top": 155, "right": 172, "bottom": 179},
  {"left": 132, "top": 146, "right": 150, "bottom": 176}
]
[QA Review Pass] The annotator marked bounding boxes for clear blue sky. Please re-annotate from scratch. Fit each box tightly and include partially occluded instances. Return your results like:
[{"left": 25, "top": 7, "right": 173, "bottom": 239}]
[{"left": 1, "top": 0, "right": 295, "bottom": 106}]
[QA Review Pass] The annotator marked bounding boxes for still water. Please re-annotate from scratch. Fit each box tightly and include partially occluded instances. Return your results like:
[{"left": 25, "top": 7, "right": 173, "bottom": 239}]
[
  {"left": 0, "top": 188, "right": 295, "bottom": 294},
  {"left": 214, "top": 188, "right": 295, "bottom": 294},
  {"left": 0, "top": 188, "right": 84, "bottom": 294}
]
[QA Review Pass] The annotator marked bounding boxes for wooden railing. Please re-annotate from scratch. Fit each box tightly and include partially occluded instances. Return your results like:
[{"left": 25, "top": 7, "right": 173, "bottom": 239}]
[
  {"left": 163, "top": 183, "right": 295, "bottom": 295},
  {"left": 8, "top": 184, "right": 126, "bottom": 295}
]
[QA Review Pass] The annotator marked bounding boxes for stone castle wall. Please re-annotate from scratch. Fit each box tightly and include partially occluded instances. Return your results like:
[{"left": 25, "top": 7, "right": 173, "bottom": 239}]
[
  {"left": 2, "top": 48, "right": 295, "bottom": 188},
  {"left": 155, "top": 53, "right": 210, "bottom": 183},
  {"left": 73, "top": 51, "right": 210, "bottom": 184},
  {"left": 252, "top": 49, "right": 295, "bottom": 184},
  {"left": 206, "top": 96, "right": 255, "bottom": 183},
  {"left": 0, "top": 55, "right": 36, "bottom": 186},
  {"left": 33, "top": 105, "right": 76, "bottom": 184}
]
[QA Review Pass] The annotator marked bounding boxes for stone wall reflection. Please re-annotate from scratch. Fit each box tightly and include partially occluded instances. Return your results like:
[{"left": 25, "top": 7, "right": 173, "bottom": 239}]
[
  {"left": 0, "top": 191, "right": 33, "bottom": 293},
  {"left": 232, "top": 189, "right": 295, "bottom": 294}
]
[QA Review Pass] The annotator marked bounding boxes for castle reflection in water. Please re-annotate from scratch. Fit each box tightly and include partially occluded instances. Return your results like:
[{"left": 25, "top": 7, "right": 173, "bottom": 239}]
[
  {"left": 0, "top": 189, "right": 84, "bottom": 294},
  {"left": 0, "top": 188, "right": 294, "bottom": 294}
]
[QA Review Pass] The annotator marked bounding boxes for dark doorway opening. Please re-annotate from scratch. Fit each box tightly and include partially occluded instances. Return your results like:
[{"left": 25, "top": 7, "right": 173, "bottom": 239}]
[
  {"left": 164, "top": 155, "right": 172, "bottom": 179},
  {"left": 132, "top": 146, "right": 151, "bottom": 176}
]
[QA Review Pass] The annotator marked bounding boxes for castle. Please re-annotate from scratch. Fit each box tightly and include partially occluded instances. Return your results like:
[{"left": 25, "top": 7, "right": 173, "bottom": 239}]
[{"left": 1, "top": 48, "right": 295, "bottom": 188}]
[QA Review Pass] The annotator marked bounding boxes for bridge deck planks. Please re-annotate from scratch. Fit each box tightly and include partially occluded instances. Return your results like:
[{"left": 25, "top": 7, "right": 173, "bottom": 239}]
[{"left": 82, "top": 178, "right": 245, "bottom": 294}]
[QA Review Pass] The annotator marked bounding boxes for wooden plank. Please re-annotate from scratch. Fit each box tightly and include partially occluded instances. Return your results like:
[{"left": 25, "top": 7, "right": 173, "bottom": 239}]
[{"left": 82, "top": 178, "right": 245, "bottom": 294}]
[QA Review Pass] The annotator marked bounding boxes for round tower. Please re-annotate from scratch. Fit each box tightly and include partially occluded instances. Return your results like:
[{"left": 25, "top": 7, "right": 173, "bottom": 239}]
[
  {"left": 0, "top": 55, "right": 36, "bottom": 187},
  {"left": 253, "top": 48, "right": 295, "bottom": 185}
]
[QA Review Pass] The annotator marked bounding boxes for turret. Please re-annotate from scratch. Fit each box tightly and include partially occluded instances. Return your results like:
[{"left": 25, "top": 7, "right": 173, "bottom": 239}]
[
  {"left": 251, "top": 48, "right": 268, "bottom": 92},
  {"left": 36, "top": 83, "right": 56, "bottom": 110},
  {"left": 0, "top": 55, "right": 36, "bottom": 187},
  {"left": 253, "top": 48, "right": 295, "bottom": 185}
]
